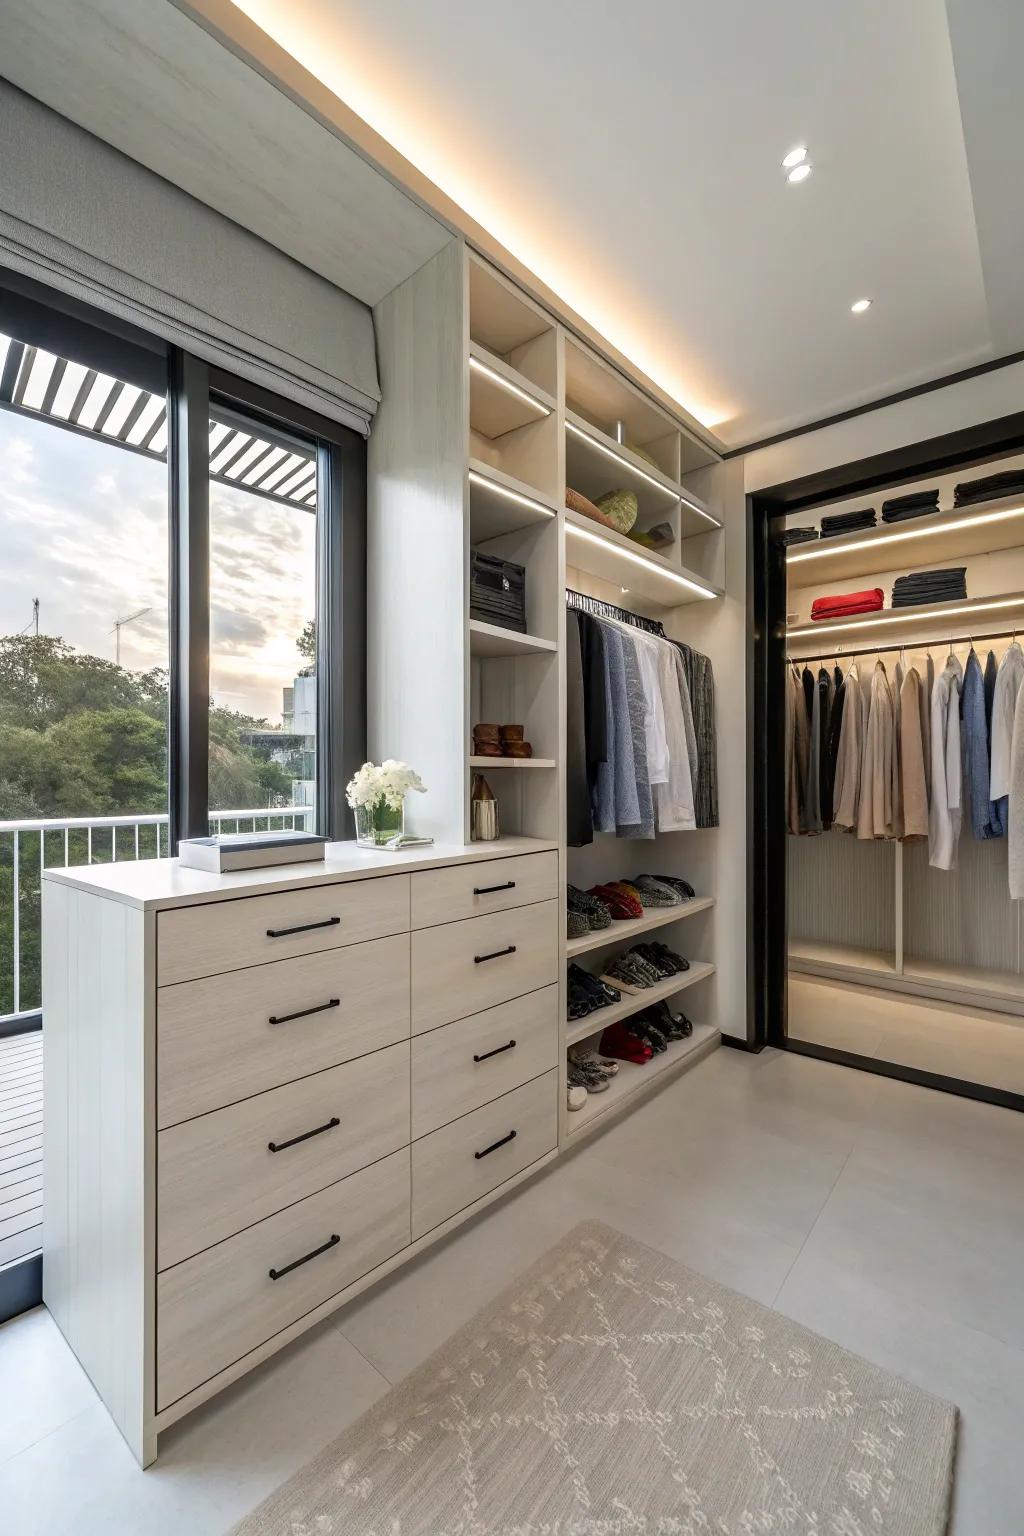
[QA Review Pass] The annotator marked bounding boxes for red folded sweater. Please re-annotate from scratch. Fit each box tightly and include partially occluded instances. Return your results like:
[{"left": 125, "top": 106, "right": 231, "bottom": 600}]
[{"left": 810, "top": 588, "right": 884, "bottom": 621}]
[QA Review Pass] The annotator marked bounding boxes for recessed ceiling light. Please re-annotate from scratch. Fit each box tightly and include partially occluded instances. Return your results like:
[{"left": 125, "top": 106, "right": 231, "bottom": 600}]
[
  {"left": 782, "top": 146, "right": 807, "bottom": 169},
  {"left": 787, "top": 162, "right": 812, "bottom": 184},
  {"left": 850, "top": 297, "right": 872, "bottom": 314}
]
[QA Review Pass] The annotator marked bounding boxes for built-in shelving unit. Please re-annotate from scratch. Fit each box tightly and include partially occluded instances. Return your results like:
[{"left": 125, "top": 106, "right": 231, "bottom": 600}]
[
  {"left": 469, "top": 343, "right": 555, "bottom": 438},
  {"left": 468, "top": 619, "right": 557, "bottom": 658},
  {"left": 566, "top": 1024, "right": 720, "bottom": 1138},
  {"left": 565, "top": 510, "right": 720, "bottom": 609},
  {"left": 566, "top": 961, "right": 716, "bottom": 1049},
  {"left": 468, "top": 462, "right": 558, "bottom": 541},
  {"left": 469, "top": 755, "right": 557, "bottom": 769},
  {"left": 566, "top": 896, "right": 715, "bottom": 958},
  {"left": 785, "top": 494, "right": 1024, "bottom": 584}
]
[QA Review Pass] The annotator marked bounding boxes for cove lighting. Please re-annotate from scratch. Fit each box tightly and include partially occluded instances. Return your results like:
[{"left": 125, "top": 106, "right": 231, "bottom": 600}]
[
  {"left": 850, "top": 298, "right": 872, "bottom": 314},
  {"left": 782, "top": 146, "right": 807, "bottom": 169},
  {"left": 788, "top": 595, "right": 1024, "bottom": 640},
  {"left": 787, "top": 162, "right": 812, "bottom": 184},
  {"left": 467, "top": 468, "right": 556, "bottom": 519},
  {"left": 565, "top": 520, "right": 718, "bottom": 599},
  {"left": 787, "top": 504, "right": 1024, "bottom": 565},
  {"left": 469, "top": 355, "right": 551, "bottom": 416},
  {"left": 564, "top": 421, "right": 721, "bottom": 527}
]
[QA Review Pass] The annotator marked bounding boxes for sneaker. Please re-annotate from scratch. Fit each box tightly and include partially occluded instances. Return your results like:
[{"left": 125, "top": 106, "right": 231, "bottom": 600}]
[
  {"left": 569, "top": 1045, "right": 619, "bottom": 1077},
  {"left": 567, "top": 1059, "right": 610, "bottom": 1094},
  {"left": 630, "top": 875, "right": 682, "bottom": 907},
  {"left": 567, "top": 1083, "right": 588, "bottom": 1111}
]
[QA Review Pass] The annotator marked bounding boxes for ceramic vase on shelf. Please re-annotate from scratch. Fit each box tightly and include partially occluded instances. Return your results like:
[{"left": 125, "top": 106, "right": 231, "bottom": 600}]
[
  {"left": 354, "top": 797, "right": 405, "bottom": 849},
  {"left": 346, "top": 760, "right": 426, "bottom": 850}
]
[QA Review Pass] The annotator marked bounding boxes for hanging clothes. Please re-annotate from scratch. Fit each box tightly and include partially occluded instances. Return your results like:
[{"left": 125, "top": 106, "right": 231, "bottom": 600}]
[
  {"left": 822, "top": 670, "right": 846, "bottom": 827},
  {"left": 817, "top": 667, "right": 834, "bottom": 828},
  {"left": 653, "top": 643, "right": 697, "bottom": 832},
  {"left": 928, "top": 653, "right": 963, "bottom": 870},
  {"left": 832, "top": 662, "right": 865, "bottom": 831},
  {"left": 1008, "top": 675, "right": 1024, "bottom": 898},
  {"left": 785, "top": 666, "right": 801, "bottom": 834},
  {"left": 899, "top": 667, "right": 928, "bottom": 841},
  {"left": 857, "top": 662, "right": 897, "bottom": 840},
  {"left": 805, "top": 670, "right": 824, "bottom": 835},
  {"left": 919, "top": 652, "right": 934, "bottom": 799},
  {"left": 674, "top": 642, "right": 719, "bottom": 828},
  {"left": 616, "top": 629, "right": 656, "bottom": 839},
  {"left": 989, "top": 641, "right": 1024, "bottom": 837},
  {"left": 565, "top": 610, "right": 593, "bottom": 846},
  {"left": 593, "top": 627, "right": 641, "bottom": 835},
  {"left": 961, "top": 648, "right": 999, "bottom": 841}
]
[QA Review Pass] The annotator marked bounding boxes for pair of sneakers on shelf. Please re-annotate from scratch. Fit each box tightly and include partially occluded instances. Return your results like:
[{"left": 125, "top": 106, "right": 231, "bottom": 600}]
[
  {"left": 566, "top": 962, "right": 620, "bottom": 1021},
  {"left": 567, "top": 884, "right": 613, "bottom": 939},
  {"left": 589, "top": 875, "right": 695, "bottom": 921},
  {"left": 566, "top": 1044, "right": 619, "bottom": 1109},
  {"left": 600, "top": 942, "right": 689, "bottom": 995},
  {"left": 600, "top": 1001, "right": 694, "bottom": 1064}
]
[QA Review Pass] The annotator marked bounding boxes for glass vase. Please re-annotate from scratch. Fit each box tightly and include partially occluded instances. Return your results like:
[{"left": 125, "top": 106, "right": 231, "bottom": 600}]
[{"left": 354, "top": 796, "right": 405, "bottom": 848}]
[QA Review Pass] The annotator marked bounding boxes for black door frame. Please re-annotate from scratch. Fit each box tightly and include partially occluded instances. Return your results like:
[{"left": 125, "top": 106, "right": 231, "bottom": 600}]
[{"left": 749, "top": 407, "right": 1024, "bottom": 1114}]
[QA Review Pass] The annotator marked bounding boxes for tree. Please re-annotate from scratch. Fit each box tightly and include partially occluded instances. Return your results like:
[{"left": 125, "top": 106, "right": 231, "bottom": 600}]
[
  {"left": 296, "top": 619, "right": 315, "bottom": 677},
  {"left": 0, "top": 634, "right": 147, "bottom": 730}
]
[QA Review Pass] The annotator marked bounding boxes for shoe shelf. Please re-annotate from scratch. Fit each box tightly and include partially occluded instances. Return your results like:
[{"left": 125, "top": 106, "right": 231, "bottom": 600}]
[
  {"left": 566, "top": 896, "right": 715, "bottom": 958},
  {"left": 565, "top": 960, "right": 716, "bottom": 1048},
  {"left": 567, "top": 1022, "right": 720, "bottom": 1138},
  {"left": 469, "top": 755, "right": 557, "bottom": 769}
]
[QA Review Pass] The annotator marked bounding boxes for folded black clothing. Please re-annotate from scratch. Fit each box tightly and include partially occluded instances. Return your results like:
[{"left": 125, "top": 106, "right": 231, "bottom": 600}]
[
  {"left": 893, "top": 566, "right": 966, "bottom": 585},
  {"left": 819, "top": 508, "right": 876, "bottom": 534},
  {"left": 954, "top": 469, "right": 1024, "bottom": 507},
  {"left": 892, "top": 592, "right": 966, "bottom": 608},
  {"left": 881, "top": 505, "right": 939, "bottom": 525},
  {"left": 882, "top": 489, "right": 939, "bottom": 514},
  {"left": 781, "top": 527, "right": 819, "bottom": 547}
]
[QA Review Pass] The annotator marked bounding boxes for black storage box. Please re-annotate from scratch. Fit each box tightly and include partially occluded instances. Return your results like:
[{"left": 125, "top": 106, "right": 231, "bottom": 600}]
[{"left": 470, "top": 549, "right": 527, "bottom": 633}]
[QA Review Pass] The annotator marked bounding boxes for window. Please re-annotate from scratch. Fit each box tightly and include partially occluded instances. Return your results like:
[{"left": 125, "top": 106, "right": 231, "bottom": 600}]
[
  {"left": 0, "top": 271, "right": 367, "bottom": 1031},
  {"left": 207, "top": 405, "right": 319, "bottom": 830}
]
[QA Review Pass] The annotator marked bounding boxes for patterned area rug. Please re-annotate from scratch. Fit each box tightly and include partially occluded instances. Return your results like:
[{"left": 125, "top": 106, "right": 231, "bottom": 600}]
[{"left": 232, "top": 1220, "right": 957, "bottom": 1535}]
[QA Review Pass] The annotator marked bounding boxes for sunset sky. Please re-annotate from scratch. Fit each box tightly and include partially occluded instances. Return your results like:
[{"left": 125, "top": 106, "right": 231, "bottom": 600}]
[{"left": 0, "top": 409, "right": 316, "bottom": 722}]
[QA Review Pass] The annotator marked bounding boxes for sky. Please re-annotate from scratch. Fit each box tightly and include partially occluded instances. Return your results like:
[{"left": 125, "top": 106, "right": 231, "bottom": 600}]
[{"left": 0, "top": 409, "right": 316, "bottom": 723}]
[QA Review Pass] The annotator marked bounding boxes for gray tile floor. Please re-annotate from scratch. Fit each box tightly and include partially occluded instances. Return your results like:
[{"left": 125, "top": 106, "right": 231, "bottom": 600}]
[{"left": 2, "top": 1044, "right": 1022, "bottom": 1533}]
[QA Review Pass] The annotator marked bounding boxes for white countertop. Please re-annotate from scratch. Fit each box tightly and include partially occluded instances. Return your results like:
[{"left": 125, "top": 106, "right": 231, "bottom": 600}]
[{"left": 42, "top": 836, "right": 559, "bottom": 912}]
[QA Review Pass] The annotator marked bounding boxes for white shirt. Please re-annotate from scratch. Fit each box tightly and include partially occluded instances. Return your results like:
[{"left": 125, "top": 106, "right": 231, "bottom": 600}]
[
  {"left": 928, "top": 654, "right": 963, "bottom": 871},
  {"left": 989, "top": 642, "right": 1024, "bottom": 801}
]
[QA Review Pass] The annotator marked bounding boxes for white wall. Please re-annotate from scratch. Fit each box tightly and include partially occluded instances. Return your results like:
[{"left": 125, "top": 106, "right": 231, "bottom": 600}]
[{"left": 744, "top": 359, "right": 1024, "bottom": 494}]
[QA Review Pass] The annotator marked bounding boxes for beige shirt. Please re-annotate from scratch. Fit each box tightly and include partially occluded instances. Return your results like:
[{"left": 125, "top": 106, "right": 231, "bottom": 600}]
[
  {"left": 832, "top": 664, "right": 863, "bottom": 831},
  {"left": 857, "top": 662, "right": 896, "bottom": 840},
  {"left": 899, "top": 668, "right": 929, "bottom": 841}
]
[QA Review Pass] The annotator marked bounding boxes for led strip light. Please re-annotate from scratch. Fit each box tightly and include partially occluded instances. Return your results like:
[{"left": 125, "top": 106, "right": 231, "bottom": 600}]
[
  {"left": 788, "top": 595, "right": 1024, "bottom": 640},
  {"left": 565, "top": 420, "right": 721, "bottom": 527},
  {"left": 467, "top": 468, "right": 556, "bottom": 518},
  {"left": 469, "top": 355, "right": 551, "bottom": 416},
  {"left": 787, "top": 503, "right": 1024, "bottom": 563},
  {"left": 566, "top": 520, "right": 717, "bottom": 599}
]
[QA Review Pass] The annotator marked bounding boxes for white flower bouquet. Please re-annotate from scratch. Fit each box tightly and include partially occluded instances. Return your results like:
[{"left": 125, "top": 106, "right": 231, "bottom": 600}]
[{"left": 346, "top": 760, "right": 426, "bottom": 847}]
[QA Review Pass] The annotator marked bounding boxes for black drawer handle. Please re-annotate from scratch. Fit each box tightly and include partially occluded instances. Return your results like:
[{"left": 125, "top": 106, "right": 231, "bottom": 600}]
[
  {"left": 473, "top": 1040, "right": 517, "bottom": 1063},
  {"left": 475, "top": 1129, "right": 517, "bottom": 1160},
  {"left": 268, "top": 1232, "right": 340, "bottom": 1281},
  {"left": 474, "top": 945, "right": 517, "bottom": 964},
  {"left": 473, "top": 880, "right": 516, "bottom": 895},
  {"left": 268, "top": 1116, "right": 340, "bottom": 1153},
  {"left": 266, "top": 916, "right": 341, "bottom": 939},
  {"left": 269, "top": 998, "right": 340, "bottom": 1026}
]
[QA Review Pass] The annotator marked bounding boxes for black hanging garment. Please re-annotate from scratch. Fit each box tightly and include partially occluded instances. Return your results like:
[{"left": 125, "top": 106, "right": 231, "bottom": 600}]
[
  {"left": 565, "top": 610, "right": 592, "bottom": 846},
  {"left": 673, "top": 642, "right": 719, "bottom": 829}
]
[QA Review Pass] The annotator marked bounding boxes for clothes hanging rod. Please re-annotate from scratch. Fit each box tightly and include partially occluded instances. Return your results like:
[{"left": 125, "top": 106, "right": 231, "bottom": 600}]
[
  {"left": 565, "top": 586, "right": 666, "bottom": 636},
  {"left": 786, "top": 624, "right": 1022, "bottom": 665}
]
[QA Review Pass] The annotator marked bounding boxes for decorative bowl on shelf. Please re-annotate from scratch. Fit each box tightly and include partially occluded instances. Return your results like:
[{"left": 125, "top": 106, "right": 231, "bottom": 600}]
[{"left": 594, "top": 489, "right": 639, "bottom": 534}]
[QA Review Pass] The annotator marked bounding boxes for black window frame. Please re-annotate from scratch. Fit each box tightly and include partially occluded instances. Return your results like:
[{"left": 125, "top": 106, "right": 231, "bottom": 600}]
[{"left": 0, "top": 266, "right": 367, "bottom": 854}]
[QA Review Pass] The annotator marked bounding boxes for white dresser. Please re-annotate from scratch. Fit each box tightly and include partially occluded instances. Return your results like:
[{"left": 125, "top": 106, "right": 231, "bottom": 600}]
[{"left": 41, "top": 838, "right": 560, "bottom": 1465}]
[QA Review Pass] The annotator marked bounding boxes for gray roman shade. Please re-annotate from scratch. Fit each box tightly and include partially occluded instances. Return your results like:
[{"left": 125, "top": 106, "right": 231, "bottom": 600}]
[{"left": 0, "top": 80, "right": 380, "bottom": 434}]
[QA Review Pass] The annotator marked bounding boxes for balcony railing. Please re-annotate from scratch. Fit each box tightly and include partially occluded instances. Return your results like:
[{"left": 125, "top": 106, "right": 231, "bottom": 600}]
[{"left": 0, "top": 807, "right": 315, "bottom": 1025}]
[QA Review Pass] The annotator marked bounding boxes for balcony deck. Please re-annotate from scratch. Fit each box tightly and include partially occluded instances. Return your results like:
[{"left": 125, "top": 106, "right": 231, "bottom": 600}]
[{"left": 0, "top": 1031, "right": 43, "bottom": 1271}]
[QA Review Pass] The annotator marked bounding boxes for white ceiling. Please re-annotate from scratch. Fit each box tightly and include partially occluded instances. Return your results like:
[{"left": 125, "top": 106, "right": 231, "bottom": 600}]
[
  {"left": 3, "top": 0, "right": 1022, "bottom": 449},
  {"left": 220, "top": 0, "right": 1024, "bottom": 447}
]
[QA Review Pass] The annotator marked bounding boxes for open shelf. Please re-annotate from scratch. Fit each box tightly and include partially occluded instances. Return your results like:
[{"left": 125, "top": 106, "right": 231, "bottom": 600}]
[
  {"left": 565, "top": 410, "right": 720, "bottom": 537},
  {"left": 787, "top": 591, "right": 1024, "bottom": 650},
  {"left": 468, "top": 460, "right": 558, "bottom": 541},
  {"left": 567, "top": 896, "right": 714, "bottom": 958},
  {"left": 566, "top": 961, "right": 715, "bottom": 1047},
  {"left": 469, "top": 619, "right": 557, "bottom": 658},
  {"left": 785, "top": 494, "right": 1024, "bottom": 585},
  {"left": 469, "top": 343, "right": 555, "bottom": 439},
  {"left": 789, "top": 940, "right": 897, "bottom": 980},
  {"left": 469, "top": 755, "right": 556, "bottom": 769},
  {"left": 567, "top": 1022, "right": 720, "bottom": 1137},
  {"left": 565, "top": 508, "right": 720, "bottom": 609}
]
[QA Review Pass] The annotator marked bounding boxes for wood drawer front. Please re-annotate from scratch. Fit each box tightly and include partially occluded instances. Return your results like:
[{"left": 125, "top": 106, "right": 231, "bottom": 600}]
[
  {"left": 411, "top": 1070, "right": 557, "bottom": 1240},
  {"left": 410, "top": 900, "right": 558, "bottom": 1034},
  {"left": 411, "top": 987, "right": 558, "bottom": 1140},
  {"left": 157, "top": 875, "right": 410, "bottom": 986},
  {"left": 157, "top": 935, "right": 410, "bottom": 1127},
  {"left": 158, "top": 1042, "right": 411, "bottom": 1270},
  {"left": 410, "top": 852, "right": 558, "bottom": 929},
  {"left": 157, "top": 1148, "right": 410, "bottom": 1412}
]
